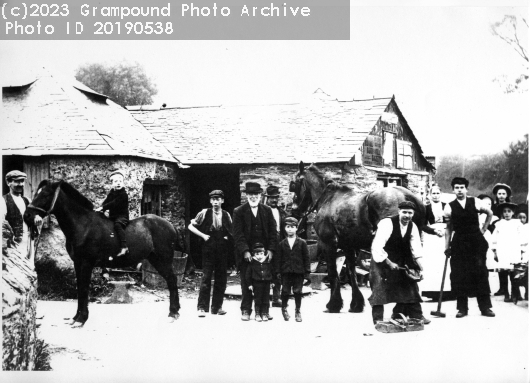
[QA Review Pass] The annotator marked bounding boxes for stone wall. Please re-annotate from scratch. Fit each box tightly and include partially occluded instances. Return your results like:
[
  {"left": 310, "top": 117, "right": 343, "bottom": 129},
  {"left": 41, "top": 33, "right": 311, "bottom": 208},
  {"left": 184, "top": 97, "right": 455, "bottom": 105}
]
[
  {"left": 2, "top": 222, "right": 38, "bottom": 370},
  {"left": 24, "top": 156, "right": 187, "bottom": 270}
]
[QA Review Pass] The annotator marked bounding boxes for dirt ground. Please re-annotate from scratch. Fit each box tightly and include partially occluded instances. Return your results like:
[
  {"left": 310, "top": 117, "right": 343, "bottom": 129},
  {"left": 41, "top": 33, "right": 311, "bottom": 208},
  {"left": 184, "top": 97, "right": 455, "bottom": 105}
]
[{"left": 8, "top": 273, "right": 530, "bottom": 383}]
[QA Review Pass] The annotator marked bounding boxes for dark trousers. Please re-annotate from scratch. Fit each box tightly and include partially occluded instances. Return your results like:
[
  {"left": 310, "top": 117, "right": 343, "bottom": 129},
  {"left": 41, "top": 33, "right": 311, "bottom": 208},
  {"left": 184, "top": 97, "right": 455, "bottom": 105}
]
[
  {"left": 272, "top": 275, "right": 282, "bottom": 302},
  {"left": 113, "top": 217, "right": 129, "bottom": 247},
  {"left": 197, "top": 238, "right": 228, "bottom": 312},
  {"left": 456, "top": 295, "right": 492, "bottom": 312},
  {"left": 372, "top": 302, "right": 423, "bottom": 322},
  {"left": 498, "top": 271, "right": 509, "bottom": 293},
  {"left": 252, "top": 280, "right": 271, "bottom": 314},
  {"left": 499, "top": 270, "right": 522, "bottom": 298},
  {"left": 281, "top": 273, "right": 304, "bottom": 310},
  {"left": 239, "top": 261, "right": 254, "bottom": 314}
]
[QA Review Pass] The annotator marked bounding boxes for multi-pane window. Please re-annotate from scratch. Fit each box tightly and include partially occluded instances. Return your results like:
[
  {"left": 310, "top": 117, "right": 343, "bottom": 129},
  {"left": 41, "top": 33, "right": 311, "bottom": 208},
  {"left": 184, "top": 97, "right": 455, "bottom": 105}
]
[
  {"left": 397, "top": 140, "right": 413, "bottom": 169},
  {"left": 362, "top": 135, "right": 383, "bottom": 166}
]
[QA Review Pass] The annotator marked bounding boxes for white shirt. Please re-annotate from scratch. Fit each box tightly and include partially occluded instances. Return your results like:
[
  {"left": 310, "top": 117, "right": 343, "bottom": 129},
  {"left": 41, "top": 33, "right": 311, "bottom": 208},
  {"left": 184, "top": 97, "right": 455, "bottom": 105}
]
[
  {"left": 1, "top": 193, "right": 30, "bottom": 256},
  {"left": 430, "top": 201, "right": 444, "bottom": 223},
  {"left": 287, "top": 236, "right": 296, "bottom": 249},
  {"left": 443, "top": 196, "right": 487, "bottom": 221},
  {"left": 371, "top": 217, "right": 423, "bottom": 263},
  {"left": 271, "top": 208, "right": 281, "bottom": 233},
  {"left": 251, "top": 206, "right": 259, "bottom": 217}
]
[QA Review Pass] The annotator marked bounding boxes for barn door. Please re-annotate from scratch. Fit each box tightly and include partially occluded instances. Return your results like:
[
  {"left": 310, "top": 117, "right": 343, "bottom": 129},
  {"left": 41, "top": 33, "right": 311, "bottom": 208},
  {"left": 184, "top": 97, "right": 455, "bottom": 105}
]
[
  {"left": 23, "top": 159, "right": 50, "bottom": 200},
  {"left": 141, "top": 185, "right": 162, "bottom": 216}
]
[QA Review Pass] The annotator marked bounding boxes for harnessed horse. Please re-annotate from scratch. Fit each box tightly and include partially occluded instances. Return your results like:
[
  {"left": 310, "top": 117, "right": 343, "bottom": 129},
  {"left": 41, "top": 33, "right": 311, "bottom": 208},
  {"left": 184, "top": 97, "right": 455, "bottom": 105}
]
[
  {"left": 24, "top": 180, "right": 182, "bottom": 327},
  {"left": 290, "top": 162, "right": 427, "bottom": 313}
]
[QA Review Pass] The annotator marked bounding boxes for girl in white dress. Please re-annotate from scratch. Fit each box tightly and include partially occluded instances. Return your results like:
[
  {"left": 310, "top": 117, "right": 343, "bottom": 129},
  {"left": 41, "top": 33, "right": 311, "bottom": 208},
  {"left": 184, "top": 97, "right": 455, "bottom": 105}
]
[{"left": 491, "top": 202, "right": 527, "bottom": 302}]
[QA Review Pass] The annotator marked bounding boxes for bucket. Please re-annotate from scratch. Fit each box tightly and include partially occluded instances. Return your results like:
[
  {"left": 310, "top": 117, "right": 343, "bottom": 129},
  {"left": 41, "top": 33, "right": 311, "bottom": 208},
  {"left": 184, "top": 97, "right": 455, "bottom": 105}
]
[
  {"left": 306, "top": 240, "right": 318, "bottom": 263},
  {"left": 142, "top": 251, "right": 188, "bottom": 288}
]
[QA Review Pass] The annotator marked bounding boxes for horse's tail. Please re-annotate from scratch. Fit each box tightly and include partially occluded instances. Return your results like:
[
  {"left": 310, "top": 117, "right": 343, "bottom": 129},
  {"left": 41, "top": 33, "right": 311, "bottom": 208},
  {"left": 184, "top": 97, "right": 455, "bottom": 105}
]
[{"left": 173, "top": 226, "right": 186, "bottom": 253}]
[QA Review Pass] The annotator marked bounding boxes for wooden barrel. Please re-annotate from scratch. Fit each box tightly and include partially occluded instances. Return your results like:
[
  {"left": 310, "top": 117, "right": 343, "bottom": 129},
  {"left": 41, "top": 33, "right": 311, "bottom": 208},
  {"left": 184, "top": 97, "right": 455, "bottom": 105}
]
[
  {"left": 306, "top": 239, "right": 319, "bottom": 272},
  {"left": 142, "top": 251, "right": 188, "bottom": 288}
]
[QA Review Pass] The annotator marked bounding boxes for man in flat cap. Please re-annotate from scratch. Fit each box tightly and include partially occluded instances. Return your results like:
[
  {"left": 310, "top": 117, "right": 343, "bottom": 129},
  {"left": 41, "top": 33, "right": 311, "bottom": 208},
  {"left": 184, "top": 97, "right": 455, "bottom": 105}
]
[
  {"left": 2, "top": 170, "right": 42, "bottom": 263},
  {"left": 444, "top": 177, "right": 495, "bottom": 318},
  {"left": 189, "top": 189, "right": 233, "bottom": 317},
  {"left": 233, "top": 182, "right": 278, "bottom": 321},
  {"left": 264, "top": 184, "right": 288, "bottom": 307},
  {"left": 368, "top": 200, "right": 429, "bottom": 325}
]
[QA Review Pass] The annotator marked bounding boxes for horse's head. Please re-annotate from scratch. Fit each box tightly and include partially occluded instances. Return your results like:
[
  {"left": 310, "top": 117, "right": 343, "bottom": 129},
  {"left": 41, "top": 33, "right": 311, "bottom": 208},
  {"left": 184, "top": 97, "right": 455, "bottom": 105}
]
[
  {"left": 23, "top": 180, "right": 62, "bottom": 226},
  {"left": 290, "top": 161, "right": 318, "bottom": 219}
]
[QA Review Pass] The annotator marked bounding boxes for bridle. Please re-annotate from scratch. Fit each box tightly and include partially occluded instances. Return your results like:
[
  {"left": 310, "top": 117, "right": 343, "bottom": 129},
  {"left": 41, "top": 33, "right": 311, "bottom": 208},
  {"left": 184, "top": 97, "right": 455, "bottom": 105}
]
[
  {"left": 27, "top": 183, "right": 61, "bottom": 217},
  {"left": 290, "top": 174, "right": 326, "bottom": 233}
]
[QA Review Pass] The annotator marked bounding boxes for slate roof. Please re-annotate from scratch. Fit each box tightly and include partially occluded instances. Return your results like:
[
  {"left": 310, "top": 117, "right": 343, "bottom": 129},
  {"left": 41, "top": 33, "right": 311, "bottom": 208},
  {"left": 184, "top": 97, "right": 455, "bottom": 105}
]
[
  {"left": 1, "top": 74, "right": 177, "bottom": 163},
  {"left": 128, "top": 91, "right": 393, "bottom": 165}
]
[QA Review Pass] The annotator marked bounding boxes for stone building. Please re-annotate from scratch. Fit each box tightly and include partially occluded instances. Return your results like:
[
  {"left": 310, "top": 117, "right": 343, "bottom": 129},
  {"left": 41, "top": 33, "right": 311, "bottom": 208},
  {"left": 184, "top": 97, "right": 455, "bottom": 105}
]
[
  {"left": 2, "top": 73, "right": 185, "bottom": 270},
  {"left": 128, "top": 89, "right": 435, "bottom": 261}
]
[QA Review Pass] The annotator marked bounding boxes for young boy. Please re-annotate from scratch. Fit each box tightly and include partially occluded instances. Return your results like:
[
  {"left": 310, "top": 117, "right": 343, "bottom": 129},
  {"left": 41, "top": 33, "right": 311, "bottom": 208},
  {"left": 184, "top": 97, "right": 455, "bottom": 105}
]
[
  {"left": 96, "top": 170, "right": 130, "bottom": 260},
  {"left": 246, "top": 242, "right": 274, "bottom": 322},
  {"left": 491, "top": 202, "right": 527, "bottom": 302},
  {"left": 275, "top": 217, "right": 310, "bottom": 322}
]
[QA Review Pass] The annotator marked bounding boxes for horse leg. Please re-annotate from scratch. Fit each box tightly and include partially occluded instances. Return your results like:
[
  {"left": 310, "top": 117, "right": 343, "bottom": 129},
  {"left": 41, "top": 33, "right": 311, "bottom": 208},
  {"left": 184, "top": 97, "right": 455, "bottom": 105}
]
[
  {"left": 323, "top": 241, "right": 343, "bottom": 313},
  {"left": 72, "top": 258, "right": 94, "bottom": 327},
  {"left": 71, "top": 258, "right": 82, "bottom": 323},
  {"left": 345, "top": 251, "right": 365, "bottom": 313},
  {"left": 150, "top": 255, "right": 180, "bottom": 321}
]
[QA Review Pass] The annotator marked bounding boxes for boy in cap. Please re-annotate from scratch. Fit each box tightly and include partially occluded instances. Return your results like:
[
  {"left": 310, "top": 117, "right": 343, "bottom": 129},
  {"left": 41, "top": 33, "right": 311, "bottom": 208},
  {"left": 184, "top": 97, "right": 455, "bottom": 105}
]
[
  {"left": 246, "top": 242, "right": 274, "bottom": 322},
  {"left": 491, "top": 202, "right": 526, "bottom": 302},
  {"left": 189, "top": 190, "right": 233, "bottom": 317},
  {"left": 275, "top": 217, "right": 310, "bottom": 322},
  {"left": 95, "top": 170, "right": 130, "bottom": 259}
]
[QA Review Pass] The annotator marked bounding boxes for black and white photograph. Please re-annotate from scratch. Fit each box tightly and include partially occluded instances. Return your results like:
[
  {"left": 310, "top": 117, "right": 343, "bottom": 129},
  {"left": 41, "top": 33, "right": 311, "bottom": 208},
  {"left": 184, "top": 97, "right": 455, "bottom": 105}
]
[{"left": 1, "top": 1, "right": 528, "bottom": 382}]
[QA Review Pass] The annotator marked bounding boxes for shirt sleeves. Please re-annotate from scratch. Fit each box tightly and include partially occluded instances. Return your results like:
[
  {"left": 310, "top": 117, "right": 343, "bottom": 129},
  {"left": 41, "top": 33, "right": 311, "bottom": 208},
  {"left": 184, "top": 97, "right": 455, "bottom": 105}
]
[
  {"left": 371, "top": 218, "right": 393, "bottom": 263},
  {"left": 190, "top": 209, "right": 208, "bottom": 226},
  {"left": 1, "top": 197, "right": 6, "bottom": 221}
]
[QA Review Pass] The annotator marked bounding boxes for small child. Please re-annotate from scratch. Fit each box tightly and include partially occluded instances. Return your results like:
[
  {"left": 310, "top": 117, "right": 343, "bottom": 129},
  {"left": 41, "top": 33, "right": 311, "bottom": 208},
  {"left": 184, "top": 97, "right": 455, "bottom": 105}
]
[
  {"left": 491, "top": 202, "right": 527, "bottom": 302},
  {"left": 96, "top": 170, "right": 130, "bottom": 260},
  {"left": 275, "top": 217, "right": 310, "bottom": 322},
  {"left": 246, "top": 243, "right": 274, "bottom": 322}
]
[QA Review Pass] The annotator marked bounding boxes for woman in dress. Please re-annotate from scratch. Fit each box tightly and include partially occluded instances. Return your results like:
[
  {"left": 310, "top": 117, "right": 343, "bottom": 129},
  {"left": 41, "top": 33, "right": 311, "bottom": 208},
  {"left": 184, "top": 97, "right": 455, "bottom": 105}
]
[{"left": 491, "top": 183, "right": 513, "bottom": 296}]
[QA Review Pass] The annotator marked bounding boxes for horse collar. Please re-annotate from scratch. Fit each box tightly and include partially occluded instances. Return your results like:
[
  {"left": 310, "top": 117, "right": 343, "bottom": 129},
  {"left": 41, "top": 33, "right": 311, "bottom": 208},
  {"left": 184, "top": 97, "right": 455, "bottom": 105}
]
[{"left": 28, "top": 183, "right": 61, "bottom": 216}]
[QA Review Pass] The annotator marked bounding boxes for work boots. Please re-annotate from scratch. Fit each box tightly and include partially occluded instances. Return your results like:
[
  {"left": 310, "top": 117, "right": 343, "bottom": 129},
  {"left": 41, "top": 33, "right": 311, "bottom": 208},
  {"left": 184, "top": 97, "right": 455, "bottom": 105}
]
[
  {"left": 282, "top": 308, "right": 290, "bottom": 321},
  {"left": 255, "top": 311, "right": 262, "bottom": 322},
  {"left": 295, "top": 310, "right": 302, "bottom": 322}
]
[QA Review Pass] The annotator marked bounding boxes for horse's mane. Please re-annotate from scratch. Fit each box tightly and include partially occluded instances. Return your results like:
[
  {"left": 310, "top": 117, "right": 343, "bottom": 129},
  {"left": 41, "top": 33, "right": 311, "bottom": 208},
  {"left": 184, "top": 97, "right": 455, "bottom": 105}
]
[
  {"left": 305, "top": 164, "right": 329, "bottom": 189},
  {"left": 46, "top": 180, "right": 94, "bottom": 210}
]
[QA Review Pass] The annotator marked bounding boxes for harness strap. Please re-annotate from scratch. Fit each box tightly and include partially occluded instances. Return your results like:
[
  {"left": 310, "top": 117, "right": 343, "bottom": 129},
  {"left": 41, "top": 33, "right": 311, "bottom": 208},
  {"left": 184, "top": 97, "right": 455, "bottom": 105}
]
[{"left": 28, "top": 183, "right": 61, "bottom": 216}]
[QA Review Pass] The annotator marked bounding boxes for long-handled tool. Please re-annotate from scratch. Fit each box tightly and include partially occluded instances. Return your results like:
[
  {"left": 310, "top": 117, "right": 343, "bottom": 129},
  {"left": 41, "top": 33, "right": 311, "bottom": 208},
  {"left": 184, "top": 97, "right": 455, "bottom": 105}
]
[{"left": 431, "top": 256, "right": 449, "bottom": 318}]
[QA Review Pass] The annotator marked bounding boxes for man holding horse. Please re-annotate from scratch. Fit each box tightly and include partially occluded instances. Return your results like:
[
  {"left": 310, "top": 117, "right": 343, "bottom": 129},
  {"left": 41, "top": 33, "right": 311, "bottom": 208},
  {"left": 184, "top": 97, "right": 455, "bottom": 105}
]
[
  {"left": 1, "top": 170, "right": 42, "bottom": 264},
  {"left": 264, "top": 184, "right": 288, "bottom": 307},
  {"left": 444, "top": 177, "right": 495, "bottom": 318},
  {"left": 368, "top": 201, "right": 428, "bottom": 325},
  {"left": 189, "top": 190, "right": 233, "bottom": 316},
  {"left": 233, "top": 182, "right": 278, "bottom": 321}
]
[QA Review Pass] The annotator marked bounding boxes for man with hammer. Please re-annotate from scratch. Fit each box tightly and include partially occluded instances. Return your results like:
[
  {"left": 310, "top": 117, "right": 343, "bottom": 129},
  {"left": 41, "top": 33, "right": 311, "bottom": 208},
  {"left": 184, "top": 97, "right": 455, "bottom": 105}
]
[
  {"left": 1, "top": 170, "right": 43, "bottom": 265},
  {"left": 368, "top": 201, "right": 429, "bottom": 325},
  {"left": 444, "top": 177, "right": 495, "bottom": 318}
]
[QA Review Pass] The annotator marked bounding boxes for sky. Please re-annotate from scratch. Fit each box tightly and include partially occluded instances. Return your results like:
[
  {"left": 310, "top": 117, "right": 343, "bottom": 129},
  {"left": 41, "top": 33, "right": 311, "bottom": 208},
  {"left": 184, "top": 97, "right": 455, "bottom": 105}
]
[{"left": 1, "top": 1, "right": 528, "bottom": 160}]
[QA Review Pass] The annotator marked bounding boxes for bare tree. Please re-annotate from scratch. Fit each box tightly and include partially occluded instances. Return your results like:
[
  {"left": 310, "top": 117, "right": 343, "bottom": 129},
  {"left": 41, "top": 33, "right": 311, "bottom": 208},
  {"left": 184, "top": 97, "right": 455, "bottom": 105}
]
[
  {"left": 490, "top": 15, "right": 529, "bottom": 93},
  {"left": 75, "top": 62, "right": 158, "bottom": 107}
]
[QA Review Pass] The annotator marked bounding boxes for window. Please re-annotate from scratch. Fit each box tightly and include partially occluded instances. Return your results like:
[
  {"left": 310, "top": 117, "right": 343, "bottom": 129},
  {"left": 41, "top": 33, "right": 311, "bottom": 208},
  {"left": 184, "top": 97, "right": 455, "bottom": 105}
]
[
  {"left": 377, "top": 177, "right": 402, "bottom": 187},
  {"left": 397, "top": 140, "right": 413, "bottom": 169},
  {"left": 363, "top": 135, "right": 383, "bottom": 166},
  {"left": 383, "top": 132, "right": 395, "bottom": 166}
]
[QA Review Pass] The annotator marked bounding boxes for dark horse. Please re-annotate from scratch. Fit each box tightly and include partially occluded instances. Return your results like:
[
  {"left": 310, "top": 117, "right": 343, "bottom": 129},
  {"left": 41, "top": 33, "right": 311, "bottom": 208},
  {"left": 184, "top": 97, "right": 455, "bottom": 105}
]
[
  {"left": 23, "top": 180, "right": 182, "bottom": 327},
  {"left": 290, "top": 162, "right": 427, "bottom": 313}
]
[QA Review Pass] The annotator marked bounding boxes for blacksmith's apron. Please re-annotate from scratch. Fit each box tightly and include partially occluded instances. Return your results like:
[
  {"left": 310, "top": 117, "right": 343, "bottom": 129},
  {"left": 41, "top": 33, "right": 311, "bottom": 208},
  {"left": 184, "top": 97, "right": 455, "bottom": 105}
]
[
  {"left": 368, "top": 216, "right": 423, "bottom": 306},
  {"left": 449, "top": 198, "right": 490, "bottom": 296}
]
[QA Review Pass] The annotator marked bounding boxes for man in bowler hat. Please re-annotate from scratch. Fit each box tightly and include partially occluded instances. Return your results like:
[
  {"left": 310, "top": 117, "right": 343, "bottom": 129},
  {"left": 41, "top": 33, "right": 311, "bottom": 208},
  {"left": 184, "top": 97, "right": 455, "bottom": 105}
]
[{"left": 233, "top": 182, "right": 279, "bottom": 321}]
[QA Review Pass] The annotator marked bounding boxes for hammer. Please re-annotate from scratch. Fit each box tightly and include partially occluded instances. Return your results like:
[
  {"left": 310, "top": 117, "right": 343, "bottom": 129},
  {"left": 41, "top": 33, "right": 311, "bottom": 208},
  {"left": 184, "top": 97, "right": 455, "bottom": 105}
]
[{"left": 431, "top": 255, "right": 449, "bottom": 318}]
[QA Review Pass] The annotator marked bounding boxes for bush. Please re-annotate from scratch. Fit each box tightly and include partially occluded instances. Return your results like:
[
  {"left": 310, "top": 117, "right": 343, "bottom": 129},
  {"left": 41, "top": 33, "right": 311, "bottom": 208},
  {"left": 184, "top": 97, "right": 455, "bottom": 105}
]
[{"left": 33, "top": 337, "right": 52, "bottom": 371}]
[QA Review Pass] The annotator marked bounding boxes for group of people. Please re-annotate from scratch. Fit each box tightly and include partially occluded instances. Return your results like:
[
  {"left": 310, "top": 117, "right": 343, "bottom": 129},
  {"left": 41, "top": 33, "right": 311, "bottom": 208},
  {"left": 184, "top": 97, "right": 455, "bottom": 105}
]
[
  {"left": 3, "top": 168, "right": 527, "bottom": 327},
  {"left": 188, "top": 183, "right": 310, "bottom": 322}
]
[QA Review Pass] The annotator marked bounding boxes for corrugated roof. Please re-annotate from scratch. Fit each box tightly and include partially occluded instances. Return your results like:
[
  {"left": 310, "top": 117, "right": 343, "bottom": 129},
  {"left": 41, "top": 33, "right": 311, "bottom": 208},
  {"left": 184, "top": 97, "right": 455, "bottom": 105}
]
[
  {"left": 1, "top": 74, "right": 177, "bottom": 163},
  {"left": 129, "top": 93, "right": 392, "bottom": 165}
]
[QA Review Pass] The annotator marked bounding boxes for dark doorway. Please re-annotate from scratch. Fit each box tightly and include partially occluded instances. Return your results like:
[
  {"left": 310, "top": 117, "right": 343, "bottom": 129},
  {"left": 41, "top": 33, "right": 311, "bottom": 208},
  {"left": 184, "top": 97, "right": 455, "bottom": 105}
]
[
  {"left": 188, "top": 166, "right": 240, "bottom": 268},
  {"left": 2, "top": 155, "right": 24, "bottom": 196}
]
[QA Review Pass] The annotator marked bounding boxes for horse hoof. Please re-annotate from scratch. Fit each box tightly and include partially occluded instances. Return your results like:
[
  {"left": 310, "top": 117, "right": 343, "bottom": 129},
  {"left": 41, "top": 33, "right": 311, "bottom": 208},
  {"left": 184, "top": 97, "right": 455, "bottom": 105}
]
[
  {"left": 168, "top": 313, "right": 180, "bottom": 322},
  {"left": 71, "top": 321, "right": 84, "bottom": 328}
]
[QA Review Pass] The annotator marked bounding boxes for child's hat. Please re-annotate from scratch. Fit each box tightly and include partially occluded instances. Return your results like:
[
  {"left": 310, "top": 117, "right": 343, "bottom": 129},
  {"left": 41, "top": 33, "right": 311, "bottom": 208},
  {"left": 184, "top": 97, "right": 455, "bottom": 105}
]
[
  {"left": 209, "top": 190, "right": 224, "bottom": 198},
  {"left": 252, "top": 242, "right": 265, "bottom": 252},
  {"left": 498, "top": 202, "right": 517, "bottom": 213},
  {"left": 110, "top": 170, "right": 125, "bottom": 179},
  {"left": 492, "top": 183, "right": 512, "bottom": 198},
  {"left": 285, "top": 217, "right": 299, "bottom": 226}
]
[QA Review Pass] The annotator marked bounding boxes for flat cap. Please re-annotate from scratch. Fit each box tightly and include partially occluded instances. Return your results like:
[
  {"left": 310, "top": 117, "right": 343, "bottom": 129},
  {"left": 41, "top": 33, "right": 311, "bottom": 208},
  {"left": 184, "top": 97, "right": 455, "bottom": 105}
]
[
  {"left": 209, "top": 190, "right": 224, "bottom": 198},
  {"left": 398, "top": 201, "right": 416, "bottom": 210},
  {"left": 451, "top": 177, "right": 469, "bottom": 188},
  {"left": 5, "top": 170, "right": 27, "bottom": 181},
  {"left": 109, "top": 170, "right": 125, "bottom": 179},
  {"left": 252, "top": 242, "right": 265, "bottom": 252},
  {"left": 285, "top": 217, "right": 299, "bottom": 226}
]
